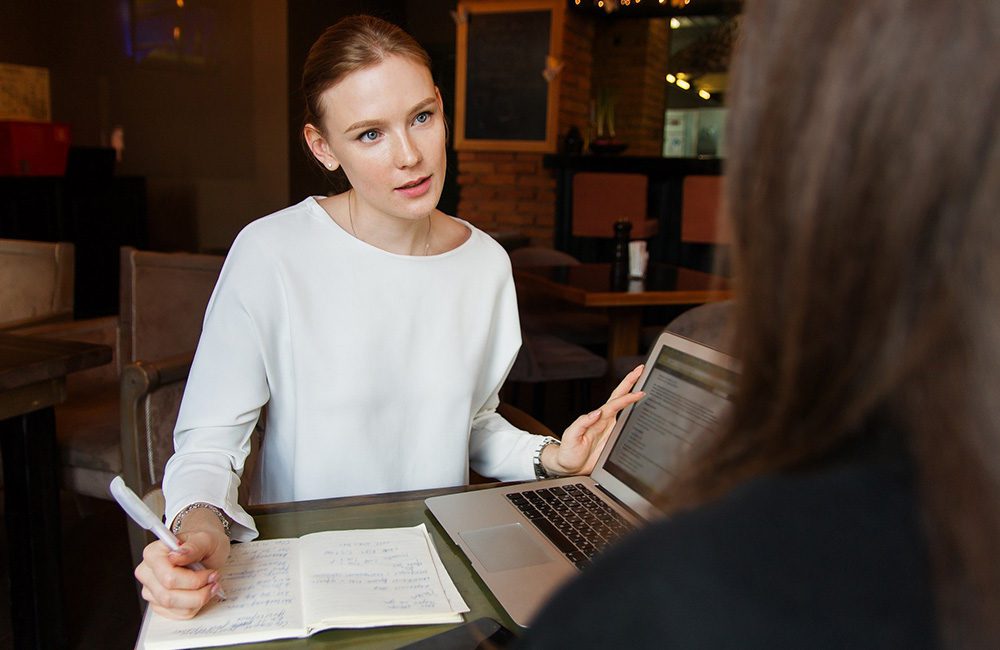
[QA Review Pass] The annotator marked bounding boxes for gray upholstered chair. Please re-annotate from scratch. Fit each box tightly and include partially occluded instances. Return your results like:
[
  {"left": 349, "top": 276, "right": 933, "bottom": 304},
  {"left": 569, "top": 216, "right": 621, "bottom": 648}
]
[{"left": 115, "top": 247, "right": 226, "bottom": 569}]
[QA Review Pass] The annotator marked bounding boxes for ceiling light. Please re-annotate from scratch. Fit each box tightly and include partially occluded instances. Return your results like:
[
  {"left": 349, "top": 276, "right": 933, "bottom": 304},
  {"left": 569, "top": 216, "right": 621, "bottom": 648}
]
[
  {"left": 676, "top": 79, "right": 691, "bottom": 90},
  {"left": 665, "top": 74, "right": 676, "bottom": 83},
  {"left": 698, "top": 89, "right": 711, "bottom": 100}
]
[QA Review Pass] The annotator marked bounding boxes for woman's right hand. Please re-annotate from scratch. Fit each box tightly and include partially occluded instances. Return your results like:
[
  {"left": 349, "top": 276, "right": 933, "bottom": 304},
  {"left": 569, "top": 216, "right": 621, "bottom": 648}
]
[{"left": 134, "top": 512, "right": 231, "bottom": 620}]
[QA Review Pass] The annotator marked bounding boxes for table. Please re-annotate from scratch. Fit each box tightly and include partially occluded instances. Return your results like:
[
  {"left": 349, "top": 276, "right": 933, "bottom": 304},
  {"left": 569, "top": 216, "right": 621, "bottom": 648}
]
[
  {"left": 136, "top": 484, "right": 521, "bottom": 648},
  {"left": 513, "top": 262, "right": 732, "bottom": 373},
  {"left": 0, "top": 333, "right": 112, "bottom": 649}
]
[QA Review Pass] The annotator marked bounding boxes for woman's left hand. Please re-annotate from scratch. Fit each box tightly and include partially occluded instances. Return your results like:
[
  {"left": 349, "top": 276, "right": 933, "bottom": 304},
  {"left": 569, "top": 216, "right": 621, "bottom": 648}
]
[{"left": 543, "top": 365, "right": 645, "bottom": 476}]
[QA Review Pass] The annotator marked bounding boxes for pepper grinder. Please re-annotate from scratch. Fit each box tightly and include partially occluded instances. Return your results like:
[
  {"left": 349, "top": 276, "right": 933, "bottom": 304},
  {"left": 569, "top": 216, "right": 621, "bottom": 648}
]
[{"left": 610, "top": 219, "right": 632, "bottom": 291}]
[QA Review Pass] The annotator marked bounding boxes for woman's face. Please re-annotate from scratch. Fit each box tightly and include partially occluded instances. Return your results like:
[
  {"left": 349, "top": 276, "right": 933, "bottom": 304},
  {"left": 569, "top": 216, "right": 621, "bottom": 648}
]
[{"left": 315, "top": 55, "right": 446, "bottom": 224}]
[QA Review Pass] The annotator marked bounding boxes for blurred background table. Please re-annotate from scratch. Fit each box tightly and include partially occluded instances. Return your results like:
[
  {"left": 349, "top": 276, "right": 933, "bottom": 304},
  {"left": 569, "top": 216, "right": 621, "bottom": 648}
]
[
  {"left": 513, "top": 263, "right": 732, "bottom": 374},
  {"left": 0, "top": 333, "right": 112, "bottom": 649}
]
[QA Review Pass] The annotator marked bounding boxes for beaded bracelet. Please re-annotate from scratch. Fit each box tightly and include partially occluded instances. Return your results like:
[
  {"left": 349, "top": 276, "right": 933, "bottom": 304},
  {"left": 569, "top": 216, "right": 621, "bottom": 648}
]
[{"left": 171, "top": 502, "right": 232, "bottom": 538}]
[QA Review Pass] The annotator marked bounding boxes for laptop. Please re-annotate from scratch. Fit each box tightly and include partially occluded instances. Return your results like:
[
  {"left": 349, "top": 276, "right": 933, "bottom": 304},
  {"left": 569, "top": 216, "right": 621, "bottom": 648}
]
[{"left": 426, "top": 331, "right": 740, "bottom": 627}]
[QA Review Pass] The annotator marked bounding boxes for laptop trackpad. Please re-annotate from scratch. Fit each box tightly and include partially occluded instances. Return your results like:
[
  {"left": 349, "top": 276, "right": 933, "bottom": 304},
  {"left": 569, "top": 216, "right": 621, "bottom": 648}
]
[{"left": 461, "top": 524, "right": 554, "bottom": 572}]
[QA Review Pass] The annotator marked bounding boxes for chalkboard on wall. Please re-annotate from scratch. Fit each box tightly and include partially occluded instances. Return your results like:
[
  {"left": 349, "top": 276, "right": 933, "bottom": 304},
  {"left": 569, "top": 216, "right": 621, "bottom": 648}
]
[{"left": 455, "top": 1, "right": 563, "bottom": 152}]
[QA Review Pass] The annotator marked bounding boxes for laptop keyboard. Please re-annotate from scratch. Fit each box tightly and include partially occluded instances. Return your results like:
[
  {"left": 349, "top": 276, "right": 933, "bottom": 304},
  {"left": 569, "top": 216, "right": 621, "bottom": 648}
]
[{"left": 505, "top": 483, "right": 635, "bottom": 569}]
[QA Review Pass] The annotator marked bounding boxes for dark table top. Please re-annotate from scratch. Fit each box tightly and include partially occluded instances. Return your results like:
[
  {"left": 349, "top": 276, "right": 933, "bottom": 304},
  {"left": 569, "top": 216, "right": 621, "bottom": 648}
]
[
  {"left": 513, "top": 262, "right": 733, "bottom": 307},
  {"left": 0, "top": 332, "right": 112, "bottom": 420}
]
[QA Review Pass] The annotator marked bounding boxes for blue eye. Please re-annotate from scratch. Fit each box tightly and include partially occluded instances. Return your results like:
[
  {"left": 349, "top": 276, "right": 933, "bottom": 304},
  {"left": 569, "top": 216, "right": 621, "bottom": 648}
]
[
  {"left": 359, "top": 129, "right": 379, "bottom": 143},
  {"left": 414, "top": 111, "right": 431, "bottom": 125}
]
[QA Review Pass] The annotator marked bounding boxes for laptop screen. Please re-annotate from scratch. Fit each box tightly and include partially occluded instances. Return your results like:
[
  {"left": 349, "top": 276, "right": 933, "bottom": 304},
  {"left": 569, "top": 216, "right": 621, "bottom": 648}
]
[{"left": 601, "top": 342, "right": 739, "bottom": 505}]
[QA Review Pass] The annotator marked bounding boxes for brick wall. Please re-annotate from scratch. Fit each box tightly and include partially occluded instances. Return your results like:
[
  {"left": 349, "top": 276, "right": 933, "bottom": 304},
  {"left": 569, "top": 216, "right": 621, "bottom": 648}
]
[
  {"left": 591, "top": 18, "right": 668, "bottom": 156},
  {"left": 456, "top": 11, "right": 594, "bottom": 246},
  {"left": 454, "top": 13, "right": 667, "bottom": 244}
]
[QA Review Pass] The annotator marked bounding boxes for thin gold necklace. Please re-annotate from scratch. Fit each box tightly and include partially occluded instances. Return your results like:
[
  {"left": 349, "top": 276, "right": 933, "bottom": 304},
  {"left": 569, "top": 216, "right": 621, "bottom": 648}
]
[{"left": 347, "top": 189, "right": 431, "bottom": 256}]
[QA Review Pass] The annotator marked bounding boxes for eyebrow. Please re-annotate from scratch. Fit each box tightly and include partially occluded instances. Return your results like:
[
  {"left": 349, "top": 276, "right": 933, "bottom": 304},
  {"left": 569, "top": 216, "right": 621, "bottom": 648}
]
[{"left": 343, "top": 97, "right": 437, "bottom": 134}]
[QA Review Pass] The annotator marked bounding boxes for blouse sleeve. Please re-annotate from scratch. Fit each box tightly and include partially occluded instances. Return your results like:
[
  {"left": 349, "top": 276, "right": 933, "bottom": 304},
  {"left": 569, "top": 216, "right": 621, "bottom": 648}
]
[
  {"left": 469, "top": 390, "right": 541, "bottom": 481},
  {"left": 162, "top": 232, "right": 281, "bottom": 542},
  {"left": 467, "top": 256, "right": 540, "bottom": 482}
]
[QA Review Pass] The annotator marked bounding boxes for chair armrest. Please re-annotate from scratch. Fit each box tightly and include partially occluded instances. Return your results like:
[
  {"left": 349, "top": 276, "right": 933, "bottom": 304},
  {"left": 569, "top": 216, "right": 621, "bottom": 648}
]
[{"left": 119, "top": 353, "right": 194, "bottom": 497}]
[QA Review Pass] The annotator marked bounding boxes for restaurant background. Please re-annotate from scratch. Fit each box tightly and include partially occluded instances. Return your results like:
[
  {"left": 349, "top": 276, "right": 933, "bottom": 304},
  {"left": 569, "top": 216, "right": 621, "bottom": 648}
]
[{"left": 1, "top": 0, "right": 733, "bottom": 258}]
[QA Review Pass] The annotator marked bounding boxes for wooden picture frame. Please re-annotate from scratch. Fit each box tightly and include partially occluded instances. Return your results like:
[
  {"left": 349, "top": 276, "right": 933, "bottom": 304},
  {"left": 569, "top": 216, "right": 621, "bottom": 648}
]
[{"left": 454, "top": 0, "right": 563, "bottom": 152}]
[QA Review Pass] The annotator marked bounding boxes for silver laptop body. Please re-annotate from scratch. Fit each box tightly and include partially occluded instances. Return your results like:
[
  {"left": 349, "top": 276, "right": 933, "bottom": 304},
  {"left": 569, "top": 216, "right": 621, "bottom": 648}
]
[{"left": 426, "top": 331, "right": 740, "bottom": 627}]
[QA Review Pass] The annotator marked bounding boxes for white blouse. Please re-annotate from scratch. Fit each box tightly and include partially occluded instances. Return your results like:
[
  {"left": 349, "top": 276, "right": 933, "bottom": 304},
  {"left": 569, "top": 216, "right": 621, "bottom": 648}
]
[{"left": 162, "top": 197, "right": 538, "bottom": 540}]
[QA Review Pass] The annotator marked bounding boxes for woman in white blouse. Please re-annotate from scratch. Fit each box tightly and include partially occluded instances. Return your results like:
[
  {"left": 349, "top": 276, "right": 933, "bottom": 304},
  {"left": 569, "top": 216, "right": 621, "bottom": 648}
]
[{"left": 133, "top": 15, "right": 644, "bottom": 620}]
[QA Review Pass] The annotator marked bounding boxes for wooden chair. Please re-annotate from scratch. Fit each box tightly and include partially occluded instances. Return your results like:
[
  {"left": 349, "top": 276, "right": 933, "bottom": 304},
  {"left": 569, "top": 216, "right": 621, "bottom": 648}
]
[
  {"left": 0, "top": 238, "right": 74, "bottom": 330},
  {"left": 678, "top": 175, "right": 732, "bottom": 275},
  {"left": 571, "top": 173, "right": 658, "bottom": 239}
]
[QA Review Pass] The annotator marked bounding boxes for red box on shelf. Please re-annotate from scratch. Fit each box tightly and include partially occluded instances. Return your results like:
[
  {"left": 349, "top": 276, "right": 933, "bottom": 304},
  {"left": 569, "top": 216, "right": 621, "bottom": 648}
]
[{"left": 0, "top": 120, "right": 71, "bottom": 176}]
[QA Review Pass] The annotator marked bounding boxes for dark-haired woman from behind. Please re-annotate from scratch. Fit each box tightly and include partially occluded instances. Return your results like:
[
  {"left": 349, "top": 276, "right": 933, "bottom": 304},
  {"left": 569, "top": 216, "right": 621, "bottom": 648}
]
[{"left": 520, "top": 1, "right": 1000, "bottom": 647}]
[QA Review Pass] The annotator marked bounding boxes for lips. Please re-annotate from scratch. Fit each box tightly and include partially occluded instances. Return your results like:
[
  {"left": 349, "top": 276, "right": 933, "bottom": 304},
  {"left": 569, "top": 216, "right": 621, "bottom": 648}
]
[
  {"left": 394, "top": 175, "right": 432, "bottom": 198},
  {"left": 396, "top": 176, "right": 430, "bottom": 190}
]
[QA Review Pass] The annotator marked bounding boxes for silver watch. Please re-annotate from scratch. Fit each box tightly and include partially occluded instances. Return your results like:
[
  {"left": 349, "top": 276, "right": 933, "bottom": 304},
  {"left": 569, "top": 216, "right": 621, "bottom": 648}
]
[{"left": 533, "top": 436, "right": 561, "bottom": 480}]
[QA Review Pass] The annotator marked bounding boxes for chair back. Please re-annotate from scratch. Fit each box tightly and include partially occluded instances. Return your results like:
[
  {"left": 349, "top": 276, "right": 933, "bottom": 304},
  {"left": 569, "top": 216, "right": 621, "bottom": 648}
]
[
  {"left": 571, "top": 172, "right": 657, "bottom": 239},
  {"left": 0, "top": 238, "right": 74, "bottom": 329},
  {"left": 680, "top": 175, "right": 730, "bottom": 245},
  {"left": 119, "top": 246, "right": 224, "bottom": 371}
]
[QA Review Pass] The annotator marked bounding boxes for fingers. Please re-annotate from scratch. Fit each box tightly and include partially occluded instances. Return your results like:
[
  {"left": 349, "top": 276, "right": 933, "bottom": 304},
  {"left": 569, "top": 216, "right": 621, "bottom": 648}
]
[
  {"left": 592, "top": 388, "right": 645, "bottom": 422},
  {"left": 137, "top": 540, "right": 219, "bottom": 619},
  {"left": 607, "top": 364, "right": 644, "bottom": 401},
  {"left": 145, "top": 583, "right": 216, "bottom": 620}
]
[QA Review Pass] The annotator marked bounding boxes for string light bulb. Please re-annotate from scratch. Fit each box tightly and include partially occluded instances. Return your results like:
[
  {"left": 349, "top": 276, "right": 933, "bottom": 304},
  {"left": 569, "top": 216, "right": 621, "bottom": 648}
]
[
  {"left": 665, "top": 73, "right": 677, "bottom": 83},
  {"left": 698, "top": 89, "right": 711, "bottom": 100},
  {"left": 676, "top": 78, "right": 691, "bottom": 90}
]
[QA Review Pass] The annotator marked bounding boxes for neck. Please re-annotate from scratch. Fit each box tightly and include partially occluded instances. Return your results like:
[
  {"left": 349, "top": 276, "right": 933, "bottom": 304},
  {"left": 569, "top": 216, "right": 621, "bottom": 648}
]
[{"left": 347, "top": 189, "right": 432, "bottom": 256}]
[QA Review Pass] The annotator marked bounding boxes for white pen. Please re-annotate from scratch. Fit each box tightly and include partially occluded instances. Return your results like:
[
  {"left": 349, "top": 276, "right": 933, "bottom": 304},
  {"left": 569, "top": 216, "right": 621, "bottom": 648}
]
[{"left": 109, "top": 476, "right": 227, "bottom": 600}]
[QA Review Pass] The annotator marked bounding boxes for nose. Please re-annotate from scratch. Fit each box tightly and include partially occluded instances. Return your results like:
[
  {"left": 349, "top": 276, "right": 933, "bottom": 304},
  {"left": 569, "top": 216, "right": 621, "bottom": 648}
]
[{"left": 394, "top": 131, "right": 422, "bottom": 168}]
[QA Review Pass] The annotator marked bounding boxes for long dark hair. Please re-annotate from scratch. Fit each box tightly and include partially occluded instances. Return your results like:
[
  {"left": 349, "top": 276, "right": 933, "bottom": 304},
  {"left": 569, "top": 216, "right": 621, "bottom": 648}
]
[{"left": 665, "top": 1, "right": 1000, "bottom": 645}]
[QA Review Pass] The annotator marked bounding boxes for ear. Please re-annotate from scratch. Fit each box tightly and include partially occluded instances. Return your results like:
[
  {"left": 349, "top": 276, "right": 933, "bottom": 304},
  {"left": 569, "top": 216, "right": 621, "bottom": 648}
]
[{"left": 304, "top": 123, "right": 340, "bottom": 172}]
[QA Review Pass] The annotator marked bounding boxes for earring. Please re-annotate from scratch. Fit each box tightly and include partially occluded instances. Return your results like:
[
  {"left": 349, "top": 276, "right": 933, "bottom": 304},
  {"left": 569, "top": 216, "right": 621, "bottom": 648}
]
[{"left": 326, "top": 162, "right": 334, "bottom": 170}]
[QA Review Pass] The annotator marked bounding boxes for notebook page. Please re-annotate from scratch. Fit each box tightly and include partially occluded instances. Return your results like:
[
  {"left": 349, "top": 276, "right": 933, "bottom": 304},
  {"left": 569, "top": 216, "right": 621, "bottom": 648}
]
[
  {"left": 300, "top": 524, "right": 467, "bottom": 629},
  {"left": 143, "top": 538, "right": 305, "bottom": 650}
]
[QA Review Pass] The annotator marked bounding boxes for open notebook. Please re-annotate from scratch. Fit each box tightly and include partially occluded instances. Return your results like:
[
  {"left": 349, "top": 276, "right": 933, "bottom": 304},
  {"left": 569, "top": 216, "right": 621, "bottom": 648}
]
[
  {"left": 427, "top": 331, "right": 739, "bottom": 627},
  {"left": 136, "top": 524, "right": 468, "bottom": 650}
]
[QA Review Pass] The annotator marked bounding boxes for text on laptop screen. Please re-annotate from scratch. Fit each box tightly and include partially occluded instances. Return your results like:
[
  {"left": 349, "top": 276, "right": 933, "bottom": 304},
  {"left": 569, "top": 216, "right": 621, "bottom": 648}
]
[{"left": 603, "top": 345, "right": 738, "bottom": 503}]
